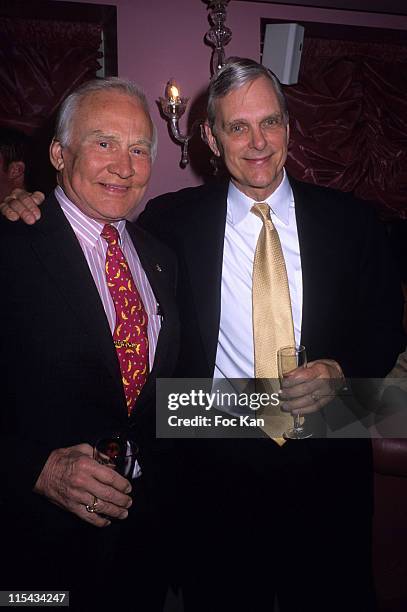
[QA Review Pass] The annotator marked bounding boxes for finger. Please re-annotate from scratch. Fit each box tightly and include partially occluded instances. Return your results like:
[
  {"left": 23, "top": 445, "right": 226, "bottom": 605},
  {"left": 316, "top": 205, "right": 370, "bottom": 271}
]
[
  {"left": 286, "top": 388, "right": 335, "bottom": 415},
  {"left": 63, "top": 478, "right": 131, "bottom": 517},
  {"left": 280, "top": 394, "right": 319, "bottom": 414},
  {"left": 0, "top": 205, "right": 20, "bottom": 221},
  {"left": 1, "top": 197, "right": 38, "bottom": 224},
  {"left": 16, "top": 190, "right": 45, "bottom": 207},
  {"left": 68, "top": 487, "right": 130, "bottom": 523},
  {"left": 74, "top": 442, "right": 94, "bottom": 457},
  {"left": 50, "top": 489, "right": 113, "bottom": 528},
  {"left": 7, "top": 190, "right": 44, "bottom": 221},
  {"left": 17, "top": 193, "right": 43, "bottom": 221},
  {"left": 31, "top": 191, "right": 46, "bottom": 205},
  {"left": 280, "top": 380, "right": 334, "bottom": 412},
  {"left": 86, "top": 497, "right": 130, "bottom": 520},
  {"left": 77, "top": 502, "right": 112, "bottom": 528},
  {"left": 92, "top": 461, "right": 132, "bottom": 494},
  {"left": 89, "top": 477, "right": 133, "bottom": 510},
  {"left": 281, "top": 368, "right": 318, "bottom": 386},
  {"left": 280, "top": 378, "right": 324, "bottom": 400},
  {"left": 58, "top": 454, "right": 132, "bottom": 507},
  {"left": 83, "top": 492, "right": 130, "bottom": 521}
]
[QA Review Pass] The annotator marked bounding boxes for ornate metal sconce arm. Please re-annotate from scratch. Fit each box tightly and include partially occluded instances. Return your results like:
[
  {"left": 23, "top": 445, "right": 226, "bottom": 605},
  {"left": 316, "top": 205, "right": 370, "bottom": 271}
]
[{"left": 205, "top": 0, "right": 231, "bottom": 75}]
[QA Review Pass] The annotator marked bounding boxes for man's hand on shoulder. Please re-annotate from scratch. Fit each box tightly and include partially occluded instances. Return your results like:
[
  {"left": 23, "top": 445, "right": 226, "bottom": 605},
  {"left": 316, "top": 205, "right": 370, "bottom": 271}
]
[
  {"left": 34, "top": 443, "right": 133, "bottom": 528},
  {"left": 0, "top": 188, "right": 45, "bottom": 224}
]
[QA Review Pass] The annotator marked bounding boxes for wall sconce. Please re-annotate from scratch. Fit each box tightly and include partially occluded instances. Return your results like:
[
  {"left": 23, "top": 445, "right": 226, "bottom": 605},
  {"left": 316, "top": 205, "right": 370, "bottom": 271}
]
[
  {"left": 159, "top": 79, "right": 199, "bottom": 168},
  {"left": 159, "top": 0, "right": 232, "bottom": 167}
]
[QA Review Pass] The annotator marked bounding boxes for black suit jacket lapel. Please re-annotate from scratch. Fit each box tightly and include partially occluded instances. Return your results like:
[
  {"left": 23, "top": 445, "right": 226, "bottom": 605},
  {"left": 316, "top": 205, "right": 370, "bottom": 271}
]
[
  {"left": 290, "top": 177, "right": 342, "bottom": 360},
  {"left": 182, "top": 181, "right": 228, "bottom": 372},
  {"left": 30, "top": 195, "right": 126, "bottom": 413},
  {"left": 125, "top": 222, "right": 178, "bottom": 410}
]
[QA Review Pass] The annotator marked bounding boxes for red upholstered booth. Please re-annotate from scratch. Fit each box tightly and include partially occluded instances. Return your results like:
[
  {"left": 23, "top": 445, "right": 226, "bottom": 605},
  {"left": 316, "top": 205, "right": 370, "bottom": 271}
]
[{"left": 372, "top": 438, "right": 407, "bottom": 611}]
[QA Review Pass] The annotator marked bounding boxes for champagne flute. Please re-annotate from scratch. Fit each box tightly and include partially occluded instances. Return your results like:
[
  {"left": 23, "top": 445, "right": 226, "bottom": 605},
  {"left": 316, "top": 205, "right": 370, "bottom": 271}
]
[{"left": 277, "top": 345, "right": 312, "bottom": 440}]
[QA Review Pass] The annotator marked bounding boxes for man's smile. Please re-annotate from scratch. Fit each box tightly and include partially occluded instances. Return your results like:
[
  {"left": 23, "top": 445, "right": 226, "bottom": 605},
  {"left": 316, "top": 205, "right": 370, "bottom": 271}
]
[{"left": 100, "top": 182, "right": 130, "bottom": 193}]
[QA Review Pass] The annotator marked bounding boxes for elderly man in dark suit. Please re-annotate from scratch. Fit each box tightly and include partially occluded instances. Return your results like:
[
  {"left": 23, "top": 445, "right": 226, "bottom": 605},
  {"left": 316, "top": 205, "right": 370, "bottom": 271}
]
[
  {"left": 0, "top": 78, "right": 179, "bottom": 611},
  {"left": 1, "top": 58, "right": 404, "bottom": 611}
]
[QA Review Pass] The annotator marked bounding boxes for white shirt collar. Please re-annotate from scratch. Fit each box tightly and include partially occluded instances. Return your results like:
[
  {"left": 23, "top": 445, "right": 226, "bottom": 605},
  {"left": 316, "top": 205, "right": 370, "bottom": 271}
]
[{"left": 227, "top": 168, "right": 293, "bottom": 227}]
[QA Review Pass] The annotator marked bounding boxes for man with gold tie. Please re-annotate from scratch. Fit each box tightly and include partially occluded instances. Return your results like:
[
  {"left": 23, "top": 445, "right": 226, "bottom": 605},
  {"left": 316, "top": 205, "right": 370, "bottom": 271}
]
[
  {"left": 140, "top": 58, "right": 404, "bottom": 611},
  {"left": 1, "top": 58, "right": 404, "bottom": 610}
]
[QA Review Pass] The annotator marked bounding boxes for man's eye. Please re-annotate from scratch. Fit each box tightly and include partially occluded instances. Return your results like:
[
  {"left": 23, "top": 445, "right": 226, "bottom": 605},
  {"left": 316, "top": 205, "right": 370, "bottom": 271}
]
[
  {"left": 263, "top": 116, "right": 282, "bottom": 128},
  {"left": 230, "top": 124, "right": 244, "bottom": 134},
  {"left": 131, "top": 147, "right": 148, "bottom": 156},
  {"left": 98, "top": 141, "right": 109, "bottom": 148}
]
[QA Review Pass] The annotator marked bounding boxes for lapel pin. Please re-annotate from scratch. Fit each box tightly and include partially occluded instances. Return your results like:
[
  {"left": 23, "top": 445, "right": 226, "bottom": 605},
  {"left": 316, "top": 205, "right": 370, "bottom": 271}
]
[{"left": 155, "top": 264, "right": 162, "bottom": 272}]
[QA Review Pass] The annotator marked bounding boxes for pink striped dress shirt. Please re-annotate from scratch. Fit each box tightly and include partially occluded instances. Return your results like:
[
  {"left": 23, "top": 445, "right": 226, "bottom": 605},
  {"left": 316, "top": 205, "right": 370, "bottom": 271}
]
[{"left": 55, "top": 186, "right": 161, "bottom": 369}]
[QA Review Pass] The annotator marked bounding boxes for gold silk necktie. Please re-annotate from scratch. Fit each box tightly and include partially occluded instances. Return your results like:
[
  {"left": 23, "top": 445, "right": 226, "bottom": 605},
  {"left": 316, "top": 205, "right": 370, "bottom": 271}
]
[{"left": 251, "top": 202, "right": 295, "bottom": 443}]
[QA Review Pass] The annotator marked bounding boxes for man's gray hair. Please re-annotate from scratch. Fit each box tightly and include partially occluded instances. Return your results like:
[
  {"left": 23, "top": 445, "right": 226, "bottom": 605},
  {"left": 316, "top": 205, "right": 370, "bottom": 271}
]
[
  {"left": 207, "top": 57, "right": 288, "bottom": 132},
  {"left": 55, "top": 77, "right": 158, "bottom": 161}
]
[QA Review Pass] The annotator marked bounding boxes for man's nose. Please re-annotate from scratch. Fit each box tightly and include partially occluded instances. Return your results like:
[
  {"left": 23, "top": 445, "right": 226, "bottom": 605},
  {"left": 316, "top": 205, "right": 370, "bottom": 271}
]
[
  {"left": 249, "top": 126, "right": 267, "bottom": 151},
  {"left": 108, "top": 152, "right": 134, "bottom": 178}
]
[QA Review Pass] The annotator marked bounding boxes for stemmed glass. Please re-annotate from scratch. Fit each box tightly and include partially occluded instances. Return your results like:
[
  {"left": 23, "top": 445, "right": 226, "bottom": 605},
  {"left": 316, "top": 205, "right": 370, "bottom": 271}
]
[{"left": 277, "top": 345, "right": 312, "bottom": 440}]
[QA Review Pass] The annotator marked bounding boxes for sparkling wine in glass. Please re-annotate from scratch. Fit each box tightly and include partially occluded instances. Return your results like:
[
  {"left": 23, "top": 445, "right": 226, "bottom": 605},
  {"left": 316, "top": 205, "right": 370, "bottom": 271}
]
[{"left": 277, "top": 345, "right": 312, "bottom": 440}]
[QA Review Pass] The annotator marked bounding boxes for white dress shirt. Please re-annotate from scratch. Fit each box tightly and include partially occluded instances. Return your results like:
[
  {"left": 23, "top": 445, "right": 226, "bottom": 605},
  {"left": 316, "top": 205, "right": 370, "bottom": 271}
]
[{"left": 214, "top": 170, "right": 303, "bottom": 380}]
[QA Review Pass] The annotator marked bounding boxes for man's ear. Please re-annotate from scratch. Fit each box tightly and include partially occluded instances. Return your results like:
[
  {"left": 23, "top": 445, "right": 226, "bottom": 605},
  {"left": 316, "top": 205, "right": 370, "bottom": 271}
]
[
  {"left": 203, "top": 122, "right": 221, "bottom": 157},
  {"left": 50, "top": 139, "right": 64, "bottom": 171},
  {"left": 7, "top": 160, "right": 25, "bottom": 181}
]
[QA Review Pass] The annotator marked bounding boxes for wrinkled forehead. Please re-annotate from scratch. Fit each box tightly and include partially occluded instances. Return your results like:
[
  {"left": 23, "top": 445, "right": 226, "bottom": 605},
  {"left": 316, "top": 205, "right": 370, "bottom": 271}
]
[
  {"left": 215, "top": 77, "right": 283, "bottom": 121},
  {"left": 73, "top": 90, "right": 153, "bottom": 136}
]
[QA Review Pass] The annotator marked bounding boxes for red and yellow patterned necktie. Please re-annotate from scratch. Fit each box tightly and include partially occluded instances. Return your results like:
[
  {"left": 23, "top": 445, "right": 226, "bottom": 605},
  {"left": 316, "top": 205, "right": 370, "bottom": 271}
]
[{"left": 101, "top": 224, "right": 149, "bottom": 415}]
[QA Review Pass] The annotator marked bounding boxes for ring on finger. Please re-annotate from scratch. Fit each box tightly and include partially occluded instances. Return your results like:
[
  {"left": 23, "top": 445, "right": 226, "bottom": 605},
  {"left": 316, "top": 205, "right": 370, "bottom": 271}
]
[{"left": 85, "top": 496, "right": 99, "bottom": 513}]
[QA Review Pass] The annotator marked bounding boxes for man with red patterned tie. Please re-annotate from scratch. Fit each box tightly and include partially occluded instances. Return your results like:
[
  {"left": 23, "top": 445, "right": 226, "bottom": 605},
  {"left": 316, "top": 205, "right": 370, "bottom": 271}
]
[{"left": 0, "top": 79, "right": 179, "bottom": 610}]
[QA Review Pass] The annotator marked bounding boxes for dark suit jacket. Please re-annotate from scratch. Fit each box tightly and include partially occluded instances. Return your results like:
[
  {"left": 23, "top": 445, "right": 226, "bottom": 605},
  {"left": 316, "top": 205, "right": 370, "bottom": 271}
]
[
  {"left": 0, "top": 193, "right": 179, "bottom": 591},
  {"left": 138, "top": 176, "right": 405, "bottom": 611},
  {"left": 139, "top": 176, "right": 405, "bottom": 509}
]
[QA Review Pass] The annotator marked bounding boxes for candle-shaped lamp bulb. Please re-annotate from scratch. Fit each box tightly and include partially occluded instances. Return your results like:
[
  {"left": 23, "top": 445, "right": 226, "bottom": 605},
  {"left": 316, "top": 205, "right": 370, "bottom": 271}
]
[{"left": 166, "top": 80, "right": 181, "bottom": 103}]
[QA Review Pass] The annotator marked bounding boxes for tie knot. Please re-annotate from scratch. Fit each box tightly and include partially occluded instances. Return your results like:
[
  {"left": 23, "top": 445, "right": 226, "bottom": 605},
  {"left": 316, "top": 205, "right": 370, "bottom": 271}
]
[
  {"left": 101, "top": 223, "right": 120, "bottom": 245},
  {"left": 251, "top": 202, "right": 273, "bottom": 227}
]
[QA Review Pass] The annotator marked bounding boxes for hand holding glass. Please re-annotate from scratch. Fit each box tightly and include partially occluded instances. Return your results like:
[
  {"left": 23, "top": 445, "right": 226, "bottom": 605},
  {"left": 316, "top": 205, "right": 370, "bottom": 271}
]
[
  {"left": 85, "top": 434, "right": 136, "bottom": 516},
  {"left": 277, "top": 345, "right": 312, "bottom": 440}
]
